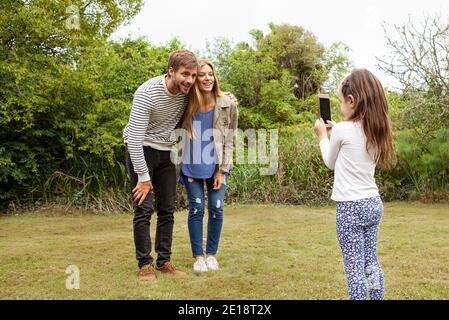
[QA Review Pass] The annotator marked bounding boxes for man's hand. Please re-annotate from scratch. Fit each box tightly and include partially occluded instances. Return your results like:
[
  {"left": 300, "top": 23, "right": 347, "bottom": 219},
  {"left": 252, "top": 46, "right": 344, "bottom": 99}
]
[
  {"left": 223, "top": 92, "right": 238, "bottom": 106},
  {"left": 213, "top": 172, "right": 225, "bottom": 190},
  {"left": 132, "top": 180, "right": 153, "bottom": 205}
]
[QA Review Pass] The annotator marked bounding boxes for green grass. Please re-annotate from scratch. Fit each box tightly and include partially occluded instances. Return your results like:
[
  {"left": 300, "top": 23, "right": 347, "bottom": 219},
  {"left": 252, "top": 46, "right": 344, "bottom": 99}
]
[{"left": 0, "top": 202, "right": 448, "bottom": 300}]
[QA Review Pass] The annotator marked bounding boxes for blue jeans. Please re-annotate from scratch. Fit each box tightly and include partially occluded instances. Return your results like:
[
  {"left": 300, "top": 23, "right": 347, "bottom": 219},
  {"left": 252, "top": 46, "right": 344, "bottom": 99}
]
[
  {"left": 336, "top": 197, "right": 385, "bottom": 300},
  {"left": 182, "top": 172, "right": 228, "bottom": 257}
]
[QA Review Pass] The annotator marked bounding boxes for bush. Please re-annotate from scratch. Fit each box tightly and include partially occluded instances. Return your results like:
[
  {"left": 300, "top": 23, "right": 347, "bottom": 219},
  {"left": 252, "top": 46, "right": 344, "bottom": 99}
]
[
  {"left": 394, "top": 128, "right": 449, "bottom": 194},
  {"left": 226, "top": 125, "right": 333, "bottom": 206}
]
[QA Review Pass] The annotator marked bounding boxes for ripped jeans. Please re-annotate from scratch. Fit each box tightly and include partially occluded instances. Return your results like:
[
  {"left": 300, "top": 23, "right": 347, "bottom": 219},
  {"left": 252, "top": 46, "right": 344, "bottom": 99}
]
[
  {"left": 336, "top": 197, "right": 385, "bottom": 300},
  {"left": 182, "top": 172, "right": 228, "bottom": 257}
]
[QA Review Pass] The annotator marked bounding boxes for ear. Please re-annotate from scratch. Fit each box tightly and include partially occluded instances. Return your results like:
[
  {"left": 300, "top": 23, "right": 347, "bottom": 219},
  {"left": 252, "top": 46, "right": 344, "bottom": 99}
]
[
  {"left": 347, "top": 94, "right": 356, "bottom": 109},
  {"left": 168, "top": 67, "right": 174, "bottom": 78}
]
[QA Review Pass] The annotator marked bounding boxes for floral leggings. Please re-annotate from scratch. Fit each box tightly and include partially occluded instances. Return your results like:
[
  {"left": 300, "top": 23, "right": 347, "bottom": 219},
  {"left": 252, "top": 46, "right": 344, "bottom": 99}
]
[{"left": 336, "top": 197, "right": 385, "bottom": 300}]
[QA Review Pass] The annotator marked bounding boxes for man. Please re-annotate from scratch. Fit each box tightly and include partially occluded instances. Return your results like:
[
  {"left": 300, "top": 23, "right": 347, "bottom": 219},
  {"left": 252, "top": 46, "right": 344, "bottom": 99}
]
[{"left": 124, "top": 49, "right": 198, "bottom": 281}]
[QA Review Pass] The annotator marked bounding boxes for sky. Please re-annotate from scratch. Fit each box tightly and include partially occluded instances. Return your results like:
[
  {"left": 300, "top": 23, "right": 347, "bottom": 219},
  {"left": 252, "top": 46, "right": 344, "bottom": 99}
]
[{"left": 112, "top": 0, "right": 449, "bottom": 89}]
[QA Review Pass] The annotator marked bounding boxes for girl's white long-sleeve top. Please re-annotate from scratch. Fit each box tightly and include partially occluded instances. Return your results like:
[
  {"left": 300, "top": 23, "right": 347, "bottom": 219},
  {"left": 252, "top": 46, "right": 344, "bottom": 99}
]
[{"left": 319, "top": 121, "right": 380, "bottom": 202}]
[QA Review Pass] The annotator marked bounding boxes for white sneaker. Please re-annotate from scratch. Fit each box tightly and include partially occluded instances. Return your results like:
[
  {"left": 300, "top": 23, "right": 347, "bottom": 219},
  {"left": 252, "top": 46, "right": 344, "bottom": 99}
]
[
  {"left": 193, "top": 259, "right": 208, "bottom": 273},
  {"left": 205, "top": 256, "right": 219, "bottom": 271}
]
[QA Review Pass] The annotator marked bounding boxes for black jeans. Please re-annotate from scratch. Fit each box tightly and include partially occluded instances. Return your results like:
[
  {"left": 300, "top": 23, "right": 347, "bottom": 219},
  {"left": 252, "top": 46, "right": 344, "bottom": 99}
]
[{"left": 126, "top": 146, "right": 176, "bottom": 268}]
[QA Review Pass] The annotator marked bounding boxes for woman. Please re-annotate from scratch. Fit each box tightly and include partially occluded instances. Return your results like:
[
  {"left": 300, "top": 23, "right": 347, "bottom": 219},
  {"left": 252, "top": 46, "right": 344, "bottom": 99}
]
[{"left": 179, "top": 59, "right": 238, "bottom": 272}]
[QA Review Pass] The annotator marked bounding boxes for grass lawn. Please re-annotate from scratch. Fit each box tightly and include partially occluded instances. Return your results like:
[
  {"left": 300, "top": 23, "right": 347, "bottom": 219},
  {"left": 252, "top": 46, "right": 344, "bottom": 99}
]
[{"left": 0, "top": 202, "right": 448, "bottom": 300}]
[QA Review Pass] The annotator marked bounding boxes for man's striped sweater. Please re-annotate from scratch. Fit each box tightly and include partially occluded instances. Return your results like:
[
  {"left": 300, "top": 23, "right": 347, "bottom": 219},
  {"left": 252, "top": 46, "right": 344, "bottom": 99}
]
[{"left": 123, "top": 75, "right": 188, "bottom": 182}]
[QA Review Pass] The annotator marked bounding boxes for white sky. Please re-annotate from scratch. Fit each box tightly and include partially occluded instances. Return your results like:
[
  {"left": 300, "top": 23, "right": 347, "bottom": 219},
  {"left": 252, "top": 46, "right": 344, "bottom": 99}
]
[{"left": 112, "top": 0, "right": 449, "bottom": 89}]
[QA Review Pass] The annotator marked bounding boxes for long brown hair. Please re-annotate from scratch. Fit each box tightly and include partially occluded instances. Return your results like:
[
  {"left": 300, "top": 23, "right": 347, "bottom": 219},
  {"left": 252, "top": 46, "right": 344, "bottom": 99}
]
[
  {"left": 184, "top": 59, "right": 222, "bottom": 139},
  {"left": 340, "top": 69, "right": 396, "bottom": 170}
]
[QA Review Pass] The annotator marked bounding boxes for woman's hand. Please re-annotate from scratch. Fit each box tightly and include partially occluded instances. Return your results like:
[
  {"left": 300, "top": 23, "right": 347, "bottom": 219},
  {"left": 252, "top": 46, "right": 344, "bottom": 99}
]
[
  {"left": 213, "top": 172, "right": 225, "bottom": 190},
  {"left": 314, "top": 118, "right": 329, "bottom": 140}
]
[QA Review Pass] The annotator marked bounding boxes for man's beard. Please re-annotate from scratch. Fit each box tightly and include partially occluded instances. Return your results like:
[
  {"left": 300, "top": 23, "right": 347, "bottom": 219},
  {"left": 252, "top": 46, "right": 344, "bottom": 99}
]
[{"left": 172, "top": 78, "right": 183, "bottom": 93}]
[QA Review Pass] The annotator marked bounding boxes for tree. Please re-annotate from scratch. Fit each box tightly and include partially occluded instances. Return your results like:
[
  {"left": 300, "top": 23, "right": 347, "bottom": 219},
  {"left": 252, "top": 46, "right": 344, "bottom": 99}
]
[
  {"left": 377, "top": 14, "right": 449, "bottom": 193},
  {"left": 322, "top": 42, "right": 353, "bottom": 95},
  {"left": 378, "top": 14, "right": 449, "bottom": 95},
  {"left": 0, "top": 0, "right": 145, "bottom": 204},
  {"left": 207, "top": 24, "right": 352, "bottom": 129},
  {"left": 377, "top": 13, "right": 449, "bottom": 135},
  {"left": 257, "top": 23, "right": 328, "bottom": 99}
]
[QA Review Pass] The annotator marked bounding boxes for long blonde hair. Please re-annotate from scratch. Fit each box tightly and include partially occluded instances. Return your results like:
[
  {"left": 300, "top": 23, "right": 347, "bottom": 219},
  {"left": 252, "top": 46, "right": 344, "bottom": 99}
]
[{"left": 184, "top": 59, "right": 222, "bottom": 139}]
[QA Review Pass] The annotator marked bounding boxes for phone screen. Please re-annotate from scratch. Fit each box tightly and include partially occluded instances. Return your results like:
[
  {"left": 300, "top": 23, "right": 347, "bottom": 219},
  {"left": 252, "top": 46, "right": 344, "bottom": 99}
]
[{"left": 319, "top": 95, "right": 331, "bottom": 123}]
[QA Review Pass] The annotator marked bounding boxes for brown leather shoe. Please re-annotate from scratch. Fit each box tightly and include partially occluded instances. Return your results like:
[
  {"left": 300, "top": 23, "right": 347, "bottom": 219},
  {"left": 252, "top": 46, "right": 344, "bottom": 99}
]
[
  {"left": 156, "top": 261, "right": 187, "bottom": 276},
  {"left": 138, "top": 264, "right": 156, "bottom": 281}
]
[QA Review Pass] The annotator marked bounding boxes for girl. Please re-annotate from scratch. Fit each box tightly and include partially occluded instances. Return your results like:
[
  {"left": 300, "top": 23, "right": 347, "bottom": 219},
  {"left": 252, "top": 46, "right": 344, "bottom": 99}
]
[
  {"left": 180, "top": 59, "right": 238, "bottom": 273},
  {"left": 314, "top": 69, "right": 395, "bottom": 300}
]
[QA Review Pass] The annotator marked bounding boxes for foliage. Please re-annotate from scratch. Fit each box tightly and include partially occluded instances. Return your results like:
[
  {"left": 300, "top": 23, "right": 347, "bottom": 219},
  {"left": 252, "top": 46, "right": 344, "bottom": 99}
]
[
  {"left": 0, "top": 0, "right": 178, "bottom": 207},
  {"left": 209, "top": 24, "right": 351, "bottom": 130},
  {"left": 0, "top": 3, "right": 447, "bottom": 209},
  {"left": 376, "top": 13, "right": 449, "bottom": 197},
  {"left": 378, "top": 14, "right": 449, "bottom": 135}
]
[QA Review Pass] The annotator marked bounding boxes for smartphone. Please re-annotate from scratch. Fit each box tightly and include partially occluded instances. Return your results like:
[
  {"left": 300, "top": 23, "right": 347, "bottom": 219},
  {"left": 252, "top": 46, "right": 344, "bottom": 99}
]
[{"left": 318, "top": 94, "right": 331, "bottom": 123}]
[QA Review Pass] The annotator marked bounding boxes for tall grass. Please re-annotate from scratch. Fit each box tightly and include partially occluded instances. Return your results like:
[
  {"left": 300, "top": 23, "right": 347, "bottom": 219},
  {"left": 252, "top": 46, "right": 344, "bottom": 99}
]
[
  {"left": 227, "top": 125, "right": 333, "bottom": 206},
  {"left": 4, "top": 126, "right": 447, "bottom": 214},
  {"left": 228, "top": 125, "right": 449, "bottom": 205},
  {"left": 35, "top": 158, "right": 133, "bottom": 214}
]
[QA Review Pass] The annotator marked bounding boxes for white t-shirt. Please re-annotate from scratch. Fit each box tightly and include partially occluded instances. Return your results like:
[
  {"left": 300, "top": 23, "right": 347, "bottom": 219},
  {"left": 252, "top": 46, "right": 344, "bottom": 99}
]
[{"left": 319, "top": 121, "right": 380, "bottom": 202}]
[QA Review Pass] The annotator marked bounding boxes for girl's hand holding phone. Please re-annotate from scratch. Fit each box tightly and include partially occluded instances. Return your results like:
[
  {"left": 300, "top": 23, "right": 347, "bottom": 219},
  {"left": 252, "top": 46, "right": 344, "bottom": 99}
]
[
  {"left": 326, "top": 120, "right": 336, "bottom": 133},
  {"left": 314, "top": 118, "right": 335, "bottom": 140}
]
